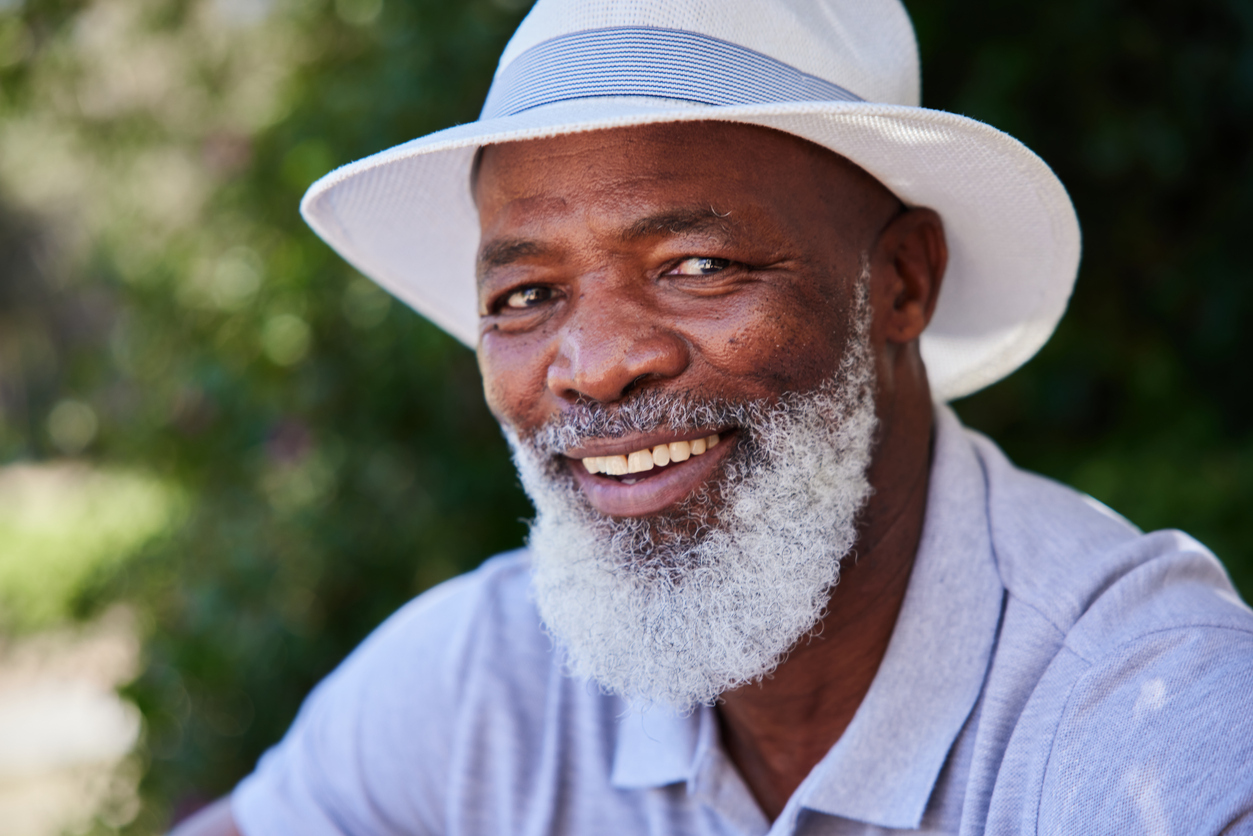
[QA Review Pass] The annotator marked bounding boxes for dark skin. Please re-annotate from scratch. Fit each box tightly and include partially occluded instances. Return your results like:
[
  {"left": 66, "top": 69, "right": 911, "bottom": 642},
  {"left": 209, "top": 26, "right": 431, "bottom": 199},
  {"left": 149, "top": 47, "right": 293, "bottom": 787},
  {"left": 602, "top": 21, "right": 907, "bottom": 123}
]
[
  {"left": 475, "top": 122, "right": 946, "bottom": 819},
  {"left": 172, "top": 121, "right": 946, "bottom": 834}
]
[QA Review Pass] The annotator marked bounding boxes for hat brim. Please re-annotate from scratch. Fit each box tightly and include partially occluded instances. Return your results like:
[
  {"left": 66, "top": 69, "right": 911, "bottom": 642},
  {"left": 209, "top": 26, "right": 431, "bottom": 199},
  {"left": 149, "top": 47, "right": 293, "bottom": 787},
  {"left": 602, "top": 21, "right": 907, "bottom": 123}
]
[{"left": 301, "top": 96, "right": 1079, "bottom": 402}]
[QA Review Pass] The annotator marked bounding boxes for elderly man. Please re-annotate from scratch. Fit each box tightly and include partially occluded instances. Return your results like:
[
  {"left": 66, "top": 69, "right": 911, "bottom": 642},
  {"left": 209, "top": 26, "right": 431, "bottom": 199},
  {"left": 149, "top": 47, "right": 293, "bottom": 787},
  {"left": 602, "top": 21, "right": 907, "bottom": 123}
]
[{"left": 178, "top": 0, "right": 1253, "bottom": 834}]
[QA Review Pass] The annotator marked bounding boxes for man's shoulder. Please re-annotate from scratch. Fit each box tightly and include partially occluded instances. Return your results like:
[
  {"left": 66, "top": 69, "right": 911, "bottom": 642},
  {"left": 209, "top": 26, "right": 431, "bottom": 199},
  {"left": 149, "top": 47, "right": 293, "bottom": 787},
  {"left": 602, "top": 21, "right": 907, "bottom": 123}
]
[
  {"left": 295, "top": 548, "right": 547, "bottom": 725},
  {"left": 966, "top": 427, "right": 1252, "bottom": 649},
  {"left": 392, "top": 548, "right": 535, "bottom": 626},
  {"left": 1035, "top": 616, "right": 1253, "bottom": 831},
  {"left": 232, "top": 549, "right": 553, "bottom": 836},
  {"left": 962, "top": 430, "right": 1253, "bottom": 832},
  {"left": 985, "top": 614, "right": 1253, "bottom": 833},
  {"left": 356, "top": 548, "right": 541, "bottom": 669}
]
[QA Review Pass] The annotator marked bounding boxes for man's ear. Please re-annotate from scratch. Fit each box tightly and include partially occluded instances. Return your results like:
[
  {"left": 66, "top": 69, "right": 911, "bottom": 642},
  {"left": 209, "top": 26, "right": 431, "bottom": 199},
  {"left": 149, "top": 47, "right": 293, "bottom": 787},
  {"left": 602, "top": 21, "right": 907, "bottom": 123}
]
[{"left": 874, "top": 207, "right": 947, "bottom": 344}]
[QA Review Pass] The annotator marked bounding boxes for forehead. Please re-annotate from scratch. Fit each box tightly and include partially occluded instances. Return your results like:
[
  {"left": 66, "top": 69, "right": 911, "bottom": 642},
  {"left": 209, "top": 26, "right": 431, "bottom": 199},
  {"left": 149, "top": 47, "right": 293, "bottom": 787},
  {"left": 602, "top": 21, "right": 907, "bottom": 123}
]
[
  {"left": 475, "top": 122, "right": 835, "bottom": 186},
  {"left": 472, "top": 122, "right": 895, "bottom": 243}
]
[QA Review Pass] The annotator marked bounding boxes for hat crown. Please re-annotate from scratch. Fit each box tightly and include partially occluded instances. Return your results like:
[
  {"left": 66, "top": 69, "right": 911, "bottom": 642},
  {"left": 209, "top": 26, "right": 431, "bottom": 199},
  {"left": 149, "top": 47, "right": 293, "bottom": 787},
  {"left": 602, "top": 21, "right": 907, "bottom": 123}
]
[{"left": 494, "top": 0, "right": 920, "bottom": 108}]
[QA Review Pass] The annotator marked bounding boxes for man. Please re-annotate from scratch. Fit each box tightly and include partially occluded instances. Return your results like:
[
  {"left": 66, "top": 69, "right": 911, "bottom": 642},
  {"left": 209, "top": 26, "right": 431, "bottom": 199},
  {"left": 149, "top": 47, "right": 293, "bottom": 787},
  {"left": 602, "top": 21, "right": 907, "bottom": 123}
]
[{"left": 177, "top": 0, "right": 1253, "bottom": 833}]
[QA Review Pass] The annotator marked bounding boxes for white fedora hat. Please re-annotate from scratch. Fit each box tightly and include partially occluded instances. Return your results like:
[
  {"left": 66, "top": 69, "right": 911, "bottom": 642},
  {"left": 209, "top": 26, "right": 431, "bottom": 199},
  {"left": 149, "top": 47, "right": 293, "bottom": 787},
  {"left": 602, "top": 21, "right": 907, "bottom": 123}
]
[{"left": 300, "top": 0, "right": 1080, "bottom": 402}]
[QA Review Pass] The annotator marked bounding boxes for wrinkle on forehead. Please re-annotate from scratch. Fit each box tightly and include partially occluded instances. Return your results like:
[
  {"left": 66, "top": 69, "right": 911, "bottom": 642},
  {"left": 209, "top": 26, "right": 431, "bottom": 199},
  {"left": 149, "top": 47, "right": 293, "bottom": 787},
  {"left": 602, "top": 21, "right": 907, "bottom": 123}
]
[{"left": 474, "top": 122, "right": 901, "bottom": 203}]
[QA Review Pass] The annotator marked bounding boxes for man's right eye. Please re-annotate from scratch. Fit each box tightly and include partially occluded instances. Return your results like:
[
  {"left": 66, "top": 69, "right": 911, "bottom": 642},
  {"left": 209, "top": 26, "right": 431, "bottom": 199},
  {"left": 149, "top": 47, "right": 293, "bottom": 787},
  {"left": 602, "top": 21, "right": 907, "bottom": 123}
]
[{"left": 503, "top": 286, "right": 554, "bottom": 310}]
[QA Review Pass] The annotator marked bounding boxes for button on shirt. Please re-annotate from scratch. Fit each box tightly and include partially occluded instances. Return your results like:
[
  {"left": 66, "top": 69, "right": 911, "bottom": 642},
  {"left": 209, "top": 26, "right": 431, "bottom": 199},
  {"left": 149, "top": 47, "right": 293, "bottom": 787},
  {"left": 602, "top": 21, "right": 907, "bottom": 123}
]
[{"left": 233, "top": 407, "right": 1253, "bottom": 834}]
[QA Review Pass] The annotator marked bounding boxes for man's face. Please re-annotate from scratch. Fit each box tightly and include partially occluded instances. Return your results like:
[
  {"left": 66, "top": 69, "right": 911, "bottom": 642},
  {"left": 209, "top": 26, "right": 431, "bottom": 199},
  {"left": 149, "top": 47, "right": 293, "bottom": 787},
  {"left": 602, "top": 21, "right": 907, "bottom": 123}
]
[
  {"left": 472, "top": 122, "right": 905, "bottom": 709},
  {"left": 474, "top": 122, "right": 900, "bottom": 516}
]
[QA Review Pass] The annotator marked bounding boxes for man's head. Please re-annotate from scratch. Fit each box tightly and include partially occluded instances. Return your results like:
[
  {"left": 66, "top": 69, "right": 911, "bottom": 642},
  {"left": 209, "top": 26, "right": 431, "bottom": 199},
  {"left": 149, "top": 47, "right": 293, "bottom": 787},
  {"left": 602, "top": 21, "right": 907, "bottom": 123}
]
[
  {"left": 471, "top": 122, "right": 946, "bottom": 708},
  {"left": 297, "top": 0, "right": 1080, "bottom": 709}
]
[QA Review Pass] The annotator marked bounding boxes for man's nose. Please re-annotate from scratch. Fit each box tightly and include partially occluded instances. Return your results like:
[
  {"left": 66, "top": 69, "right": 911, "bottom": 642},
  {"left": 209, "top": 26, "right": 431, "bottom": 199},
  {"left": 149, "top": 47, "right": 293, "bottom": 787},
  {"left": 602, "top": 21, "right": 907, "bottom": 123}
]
[{"left": 546, "top": 298, "right": 689, "bottom": 404}]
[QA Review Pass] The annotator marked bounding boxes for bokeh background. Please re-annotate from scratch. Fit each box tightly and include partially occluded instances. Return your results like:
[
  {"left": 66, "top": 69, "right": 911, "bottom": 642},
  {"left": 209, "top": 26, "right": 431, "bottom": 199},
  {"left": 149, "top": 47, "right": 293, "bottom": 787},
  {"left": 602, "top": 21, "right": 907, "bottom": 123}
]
[{"left": 0, "top": 0, "right": 1249, "bottom": 831}]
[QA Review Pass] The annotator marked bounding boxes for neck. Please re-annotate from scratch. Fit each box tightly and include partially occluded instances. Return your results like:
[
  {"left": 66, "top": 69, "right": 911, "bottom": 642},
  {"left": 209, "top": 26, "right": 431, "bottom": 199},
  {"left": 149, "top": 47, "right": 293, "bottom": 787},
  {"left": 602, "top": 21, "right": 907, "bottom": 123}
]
[{"left": 715, "top": 370, "right": 934, "bottom": 821}]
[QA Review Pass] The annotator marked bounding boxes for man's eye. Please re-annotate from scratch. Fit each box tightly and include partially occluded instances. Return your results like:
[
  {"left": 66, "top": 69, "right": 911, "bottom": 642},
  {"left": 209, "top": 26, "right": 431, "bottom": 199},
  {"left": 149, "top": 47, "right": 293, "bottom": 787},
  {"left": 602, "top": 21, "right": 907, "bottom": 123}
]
[
  {"left": 503, "top": 286, "right": 554, "bottom": 309},
  {"left": 669, "top": 257, "right": 731, "bottom": 276}
]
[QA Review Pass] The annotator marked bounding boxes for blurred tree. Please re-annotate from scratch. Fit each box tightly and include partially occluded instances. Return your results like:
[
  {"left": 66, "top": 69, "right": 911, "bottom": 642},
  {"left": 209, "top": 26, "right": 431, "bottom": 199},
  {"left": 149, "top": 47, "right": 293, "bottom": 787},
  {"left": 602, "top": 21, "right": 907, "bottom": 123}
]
[
  {"left": 909, "top": 0, "right": 1253, "bottom": 591},
  {"left": 0, "top": 0, "right": 1249, "bottom": 832},
  {"left": 1, "top": 0, "right": 535, "bottom": 829}
]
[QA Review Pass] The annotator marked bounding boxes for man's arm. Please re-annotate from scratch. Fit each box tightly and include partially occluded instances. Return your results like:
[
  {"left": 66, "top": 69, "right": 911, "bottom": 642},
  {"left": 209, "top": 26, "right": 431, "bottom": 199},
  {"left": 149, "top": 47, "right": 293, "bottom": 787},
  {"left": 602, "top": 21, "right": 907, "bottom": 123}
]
[{"left": 167, "top": 798, "right": 240, "bottom": 836}]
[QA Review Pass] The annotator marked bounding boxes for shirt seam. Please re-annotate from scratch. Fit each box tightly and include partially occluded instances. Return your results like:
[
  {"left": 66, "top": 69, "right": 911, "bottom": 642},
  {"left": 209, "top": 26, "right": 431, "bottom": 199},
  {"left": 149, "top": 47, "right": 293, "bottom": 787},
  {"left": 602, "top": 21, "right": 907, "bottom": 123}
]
[
  {"left": 1033, "top": 647, "right": 1091, "bottom": 836},
  {"left": 1063, "top": 621, "right": 1253, "bottom": 666},
  {"left": 1001, "top": 594, "right": 1068, "bottom": 642}
]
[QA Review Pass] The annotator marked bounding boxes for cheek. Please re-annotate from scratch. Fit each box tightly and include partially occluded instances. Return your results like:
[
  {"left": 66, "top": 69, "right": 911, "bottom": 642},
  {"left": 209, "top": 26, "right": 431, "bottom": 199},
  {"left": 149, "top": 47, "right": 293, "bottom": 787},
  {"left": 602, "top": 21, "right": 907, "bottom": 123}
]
[
  {"left": 688, "top": 292, "right": 848, "bottom": 395},
  {"left": 477, "top": 332, "right": 553, "bottom": 429}
]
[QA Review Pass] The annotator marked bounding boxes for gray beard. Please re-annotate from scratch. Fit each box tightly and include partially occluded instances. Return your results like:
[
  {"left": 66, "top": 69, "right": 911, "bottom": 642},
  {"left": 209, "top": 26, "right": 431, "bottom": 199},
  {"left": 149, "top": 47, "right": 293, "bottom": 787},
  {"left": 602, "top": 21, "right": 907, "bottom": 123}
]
[{"left": 504, "top": 280, "right": 878, "bottom": 712}]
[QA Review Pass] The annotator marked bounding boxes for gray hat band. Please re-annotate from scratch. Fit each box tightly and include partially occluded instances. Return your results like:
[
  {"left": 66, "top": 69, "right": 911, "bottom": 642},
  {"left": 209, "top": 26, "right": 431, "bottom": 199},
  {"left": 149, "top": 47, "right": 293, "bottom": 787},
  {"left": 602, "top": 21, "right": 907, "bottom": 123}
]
[{"left": 480, "top": 26, "right": 864, "bottom": 120}]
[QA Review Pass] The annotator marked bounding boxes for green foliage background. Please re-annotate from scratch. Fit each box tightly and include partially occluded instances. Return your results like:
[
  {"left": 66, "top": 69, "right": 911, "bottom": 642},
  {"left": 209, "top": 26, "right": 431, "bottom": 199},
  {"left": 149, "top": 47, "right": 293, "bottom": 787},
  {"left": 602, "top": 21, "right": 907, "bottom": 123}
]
[{"left": 0, "top": 0, "right": 1249, "bottom": 830}]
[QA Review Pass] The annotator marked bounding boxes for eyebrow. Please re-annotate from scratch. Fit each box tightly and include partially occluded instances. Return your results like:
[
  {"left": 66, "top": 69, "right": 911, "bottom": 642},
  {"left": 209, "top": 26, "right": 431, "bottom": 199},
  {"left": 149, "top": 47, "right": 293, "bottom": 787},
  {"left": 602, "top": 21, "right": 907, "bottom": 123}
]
[
  {"left": 476, "top": 206, "right": 737, "bottom": 281},
  {"left": 621, "top": 207, "right": 735, "bottom": 242},
  {"left": 478, "top": 238, "right": 545, "bottom": 272}
]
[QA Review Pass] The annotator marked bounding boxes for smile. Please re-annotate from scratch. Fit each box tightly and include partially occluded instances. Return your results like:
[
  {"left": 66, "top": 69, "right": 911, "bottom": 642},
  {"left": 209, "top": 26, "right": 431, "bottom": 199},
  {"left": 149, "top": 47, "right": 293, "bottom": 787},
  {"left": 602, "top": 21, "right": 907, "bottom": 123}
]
[
  {"left": 564, "top": 430, "right": 735, "bottom": 517},
  {"left": 579, "top": 433, "right": 722, "bottom": 481}
]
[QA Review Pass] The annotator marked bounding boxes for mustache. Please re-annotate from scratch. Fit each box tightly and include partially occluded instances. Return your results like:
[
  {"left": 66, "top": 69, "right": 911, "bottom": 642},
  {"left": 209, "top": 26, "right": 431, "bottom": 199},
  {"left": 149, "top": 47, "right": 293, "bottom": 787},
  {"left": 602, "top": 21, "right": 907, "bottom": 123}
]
[{"left": 521, "top": 388, "right": 775, "bottom": 457}]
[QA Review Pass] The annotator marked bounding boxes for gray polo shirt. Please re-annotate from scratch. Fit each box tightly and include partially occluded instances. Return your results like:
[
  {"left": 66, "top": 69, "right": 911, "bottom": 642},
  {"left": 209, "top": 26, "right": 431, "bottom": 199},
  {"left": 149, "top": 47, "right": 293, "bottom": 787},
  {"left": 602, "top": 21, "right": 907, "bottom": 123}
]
[{"left": 233, "top": 406, "right": 1253, "bottom": 835}]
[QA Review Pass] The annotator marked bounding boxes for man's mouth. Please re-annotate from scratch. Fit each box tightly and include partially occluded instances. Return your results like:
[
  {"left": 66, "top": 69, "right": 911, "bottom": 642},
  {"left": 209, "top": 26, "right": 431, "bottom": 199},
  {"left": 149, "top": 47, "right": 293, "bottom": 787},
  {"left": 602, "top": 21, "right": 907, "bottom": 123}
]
[
  {"left": 563, "top": 430, "right": 735, "bottom": 517},
  {"left": 578, "top": 433, "right": 722, "bottom": 484}
]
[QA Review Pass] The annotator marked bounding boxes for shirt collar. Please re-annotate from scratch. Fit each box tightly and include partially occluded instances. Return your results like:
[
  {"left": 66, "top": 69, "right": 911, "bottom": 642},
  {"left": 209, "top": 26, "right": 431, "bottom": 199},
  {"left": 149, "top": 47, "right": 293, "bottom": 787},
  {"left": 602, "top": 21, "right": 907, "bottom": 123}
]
[{"left": 611, "top": 405, "right": 1005, "bottom": 830}]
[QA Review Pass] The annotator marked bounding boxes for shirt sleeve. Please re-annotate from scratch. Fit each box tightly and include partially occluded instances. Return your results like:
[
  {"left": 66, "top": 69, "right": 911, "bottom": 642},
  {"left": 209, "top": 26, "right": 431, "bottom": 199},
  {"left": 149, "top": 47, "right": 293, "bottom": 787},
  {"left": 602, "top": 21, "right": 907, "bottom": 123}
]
[
  {"left": 1038, "top": 625, "right": 1253, "bottom": 834},
  {"left": 230, "top": 565, "right": 498, "bottom": 836}
]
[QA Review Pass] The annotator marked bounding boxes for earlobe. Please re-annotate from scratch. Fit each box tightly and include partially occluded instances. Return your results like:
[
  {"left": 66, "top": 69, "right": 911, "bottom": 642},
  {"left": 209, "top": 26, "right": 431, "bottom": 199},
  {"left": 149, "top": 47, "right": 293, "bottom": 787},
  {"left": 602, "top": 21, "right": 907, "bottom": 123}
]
[{"left": 878, "top": 207, "right": 947, "bottom": 345}]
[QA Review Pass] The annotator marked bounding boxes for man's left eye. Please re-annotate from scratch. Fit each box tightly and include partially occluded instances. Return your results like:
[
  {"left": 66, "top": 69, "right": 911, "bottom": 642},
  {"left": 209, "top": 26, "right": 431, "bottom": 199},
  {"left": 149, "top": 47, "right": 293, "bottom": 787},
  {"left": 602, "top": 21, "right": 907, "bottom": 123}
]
[
  {"left": 668, "top": 257, "right": 731, "bottom": 276},
  {"left": 504, "top": 286, "right": 554, "bottom": 309}
]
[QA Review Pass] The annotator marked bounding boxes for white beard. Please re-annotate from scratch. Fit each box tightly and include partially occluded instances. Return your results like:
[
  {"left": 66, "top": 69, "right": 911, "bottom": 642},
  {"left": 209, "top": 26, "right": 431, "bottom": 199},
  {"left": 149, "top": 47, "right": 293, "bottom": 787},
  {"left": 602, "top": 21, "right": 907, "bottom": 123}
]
[{"left": 505, "top": 280, "right": 878, "bottom": 712}]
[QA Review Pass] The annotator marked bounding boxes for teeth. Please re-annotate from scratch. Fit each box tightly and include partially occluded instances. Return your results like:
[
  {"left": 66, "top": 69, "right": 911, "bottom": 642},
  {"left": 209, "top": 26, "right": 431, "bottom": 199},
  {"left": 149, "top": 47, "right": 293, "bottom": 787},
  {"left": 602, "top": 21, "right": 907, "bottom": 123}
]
[
  {"left": 604, "top": 455, "right": 629, "bottom": 476},
  {"left": 580, "top": 433, "right": 725, "bottom": 478},
  {"left": 627, "top": 450, "right": 654, "bottom": 474}
]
